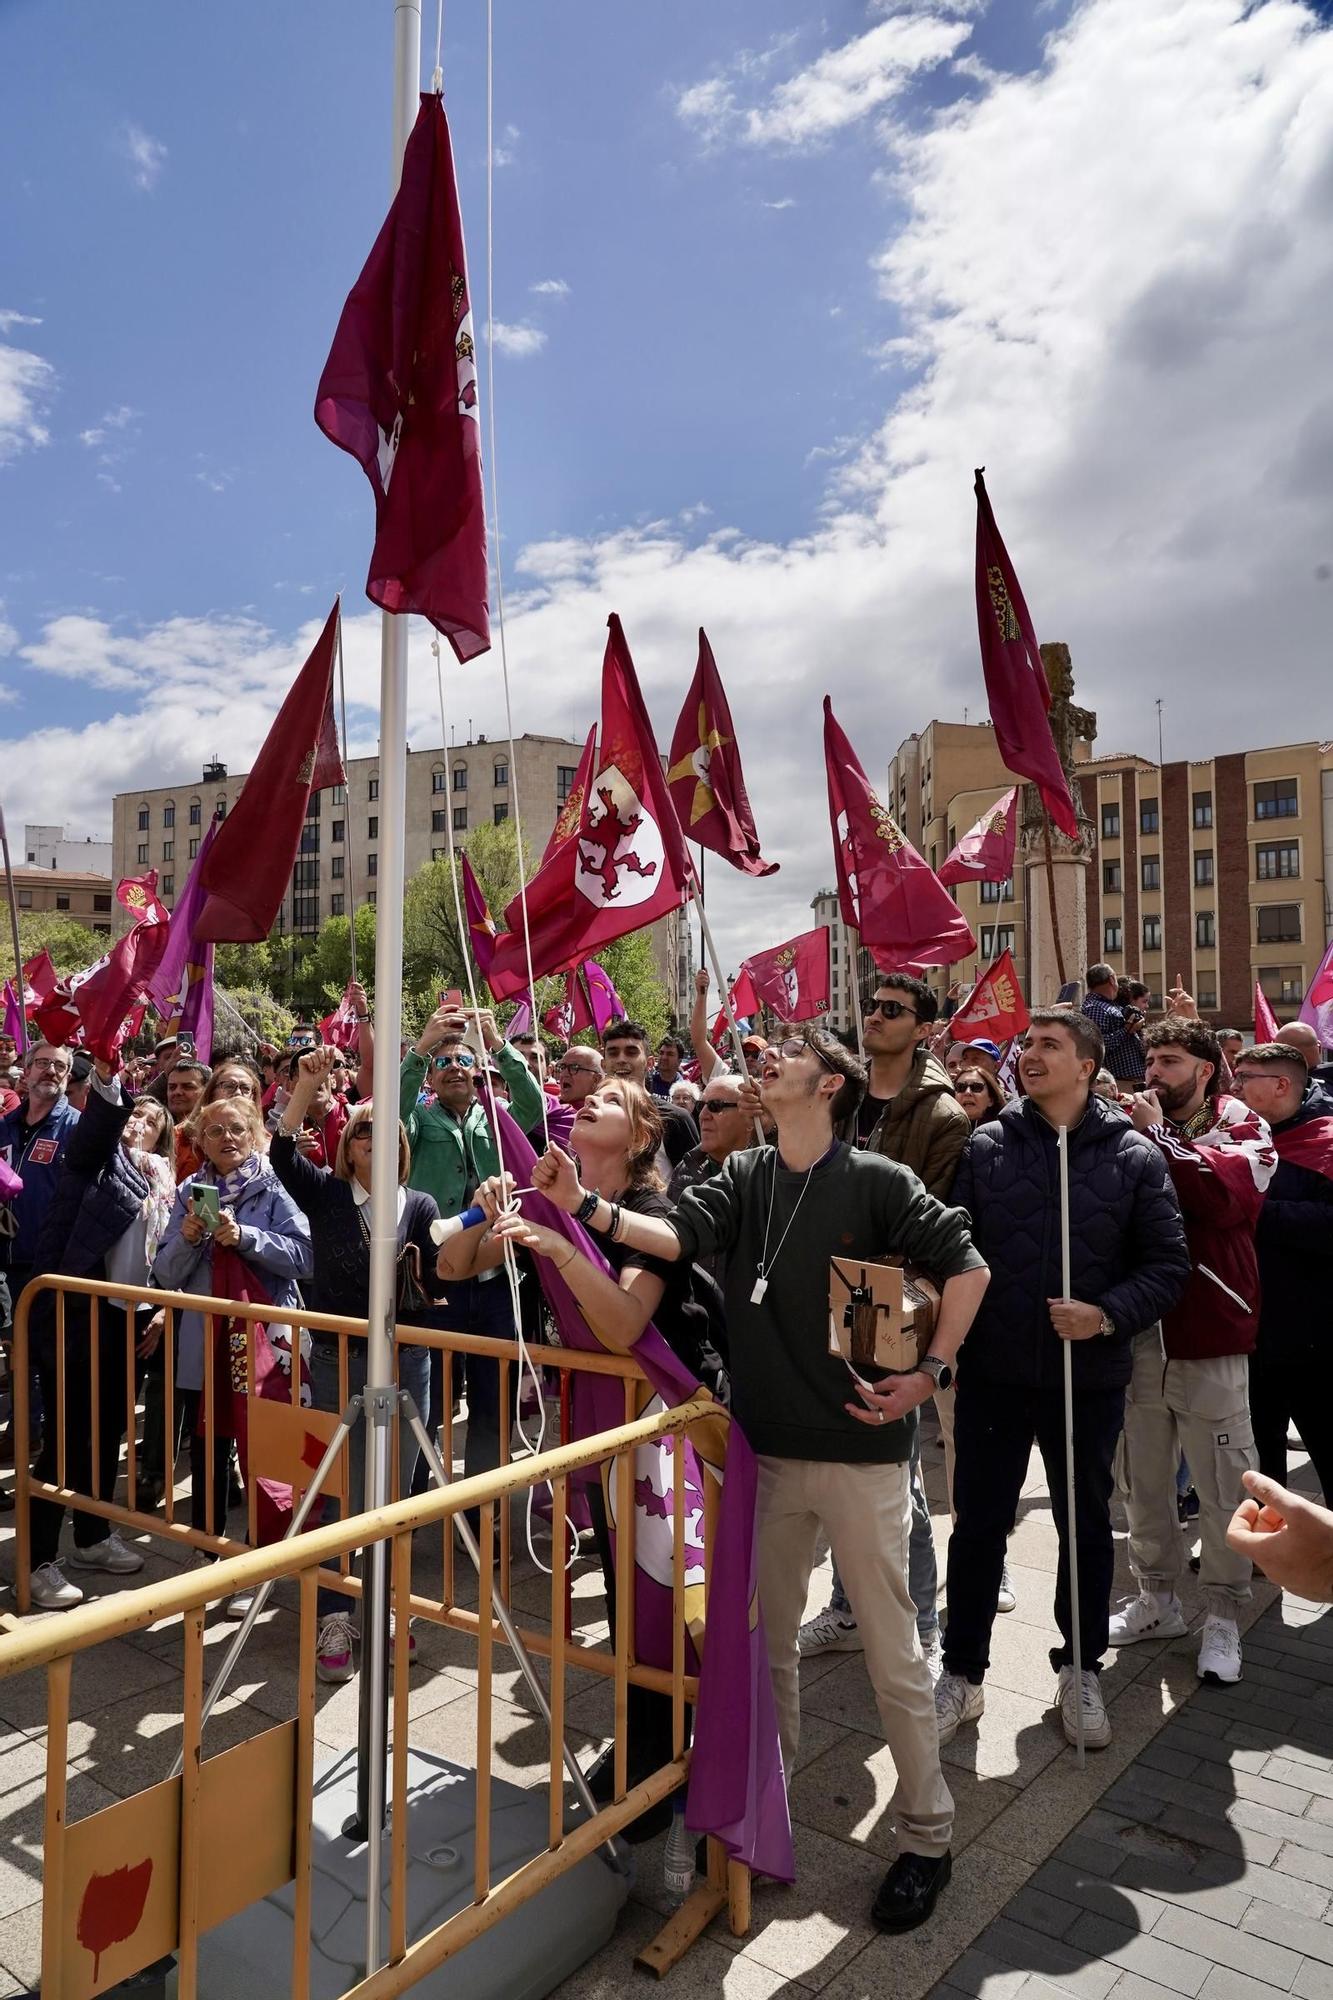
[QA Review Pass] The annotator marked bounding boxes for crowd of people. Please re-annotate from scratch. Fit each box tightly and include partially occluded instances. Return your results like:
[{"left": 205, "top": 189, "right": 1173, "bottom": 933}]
[{"left": 0, "top": 954, "right": 1330, "bottom": 1935}]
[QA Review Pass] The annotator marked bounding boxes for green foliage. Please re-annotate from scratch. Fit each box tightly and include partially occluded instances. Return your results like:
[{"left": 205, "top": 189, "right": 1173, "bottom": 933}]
[
  {"left": 212, "top": 933, "right": 282, "bottom": 994},
  {"left": 307, "top": 905, "right": 377, "bottom": 1006},
  {"left": 14, "top": 912, "right": 109, "bottom": 974},
  {"left": 595, "top": 931, "right": 669, "bottom": 1042},
  {"left": 213, "top": 986, "right": 296, "bottom": 1055}
]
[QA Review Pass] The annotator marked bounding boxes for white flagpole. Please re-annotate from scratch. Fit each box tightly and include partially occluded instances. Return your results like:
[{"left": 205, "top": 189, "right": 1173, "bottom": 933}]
[
  {"left": 335, "top": 599, "right": 358, "bottom": 990},
  {"left": 0, "top": 806, "right": 26, "bottom": 1057},
  {"left": 358, "top": 0, "right": 421, "bottom": 1970},
  {"left": 685, "top": 859, "right": 765, "bottom": 1144},
  {"left": 1058, "top": 1123, "right": 1085, "bottom": 1767}
]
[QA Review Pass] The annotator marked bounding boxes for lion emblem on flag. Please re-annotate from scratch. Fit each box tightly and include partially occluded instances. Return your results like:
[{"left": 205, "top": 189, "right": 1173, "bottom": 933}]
[
  {"left": 987, "top": 565, "right": 1021, "bottom": 643},
  {"left": 773, "top": 944, "right": 800, "bottom": 1019},
  {"left": 871, "top": 803, "right": 906, "bottom": 854},
  {"left": 574, "top": 765, "right": 665, "bottom": 911}
]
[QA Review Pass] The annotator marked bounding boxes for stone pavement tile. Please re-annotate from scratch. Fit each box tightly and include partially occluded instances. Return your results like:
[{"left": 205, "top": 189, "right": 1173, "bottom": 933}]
[
  {"left": 806, "top": 1845, "right": 1034, "bottom": 2000},
  {"left": 408, "top": 1688, "right": 600, "bottom": 1799},
  {"left": 1295, "top": 1966, "right": 1333, "bottom": 2000},
  {"left": 0, "top": 1632, "right": 179, "bottom": 1734},
  {"left": 1004, "top": 1886, "right": 1084, "bottom": 1943},
  {"left": 1063, "top": 1911, "right": 1212, "bottom": 1998},
  {"left": 982, "top": 1559, "right": 1061, "bottom": 1635},
  {"left": 939, "top": 1944, "right": 1032, "bottom": 2000},
  {"left": 1197, "top": 1971, "right": 1297, "bottom": 2000},
  {"left": 1151, "top": 1906, "right": 1303, "bottom": 1987},
  {"left": 788, "top": 1722, "right": 1019, "bottom": 1861},
  {"left": 0, "top": 1762, "right": 122, "bottom": 1923},
  {"left": 1136, "top": 1741, "right": 1204, "bottom": 1782},
  {"left": 1152, "top": 1804, "right": 1280, "bottom": 1870},
  {"left": 1189, "top": 1761, "right": 1316, "bottom": 1818},
  {"left": 1228, "top": 1799, "right": 1333, "bottom": 1865},
  {"left": 1106, "top": 1857, "right": 1249, "bottom": 1929},
  {"left": 1157, "top": 1724, "right": 1270, "bottom": 1775},
  {"left": 1275, "top": 1844, "right": 1333, "bottom": 1890},
  {"left": 1189, "top": 1851, "right": 1326, "bottom": 1920},
  {"left": 1105, "top": 1977, "right": 1190, "bottom": 2000},
  {"left": 1239, "top": 1899, "right": 1333, "bottom": 1967},
  {"left": 1037, "top": 1857, "right": 1180, "bottom": 1932},
  {"left": 935, "top": 1681, "right": 1066, "bottom": 1788},
  {"left": 1267, "top": 1761, "right": 1333, "bottom": 1800},
  {"left": 970, "top": 1915, "right": 1122, "bottom": 1999},
  {"left": 67, "top": 1679, "right": 292, "bottom": 1798},
  {"left": 0, "top": 1897, "right": 40, "bottom": 1994},
  {"left": 696, "top": 1821, "right": 892, "bottom": 1991}
]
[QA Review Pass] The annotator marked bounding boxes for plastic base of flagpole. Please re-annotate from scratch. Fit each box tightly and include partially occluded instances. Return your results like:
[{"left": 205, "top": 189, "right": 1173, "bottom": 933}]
[{"left": 177, "top": 1747, "right": 628, "bottom": 2000}]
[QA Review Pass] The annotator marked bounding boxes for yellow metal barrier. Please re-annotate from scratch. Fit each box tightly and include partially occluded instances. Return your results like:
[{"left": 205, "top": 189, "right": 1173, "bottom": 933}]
[{"left": 4, "top": 1275, "right": 750, "bottom": 1993}]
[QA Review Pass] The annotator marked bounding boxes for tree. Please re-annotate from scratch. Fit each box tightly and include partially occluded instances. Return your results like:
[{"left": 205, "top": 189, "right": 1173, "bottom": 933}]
[
  {"left": 213, "top": 986, "right": 296, "bottom": 1054},
  {"left": 401, "top": 818, "right": 537, "bottom": 1012},
  {"left": 213, "top": 933, "right": 281, "bottom": 996},
  {"left": 14, "top": 912, "right": 110, "bottom": 975},
  {"left": 307, "top": 905, "right": 377, "bottom": 1007}
]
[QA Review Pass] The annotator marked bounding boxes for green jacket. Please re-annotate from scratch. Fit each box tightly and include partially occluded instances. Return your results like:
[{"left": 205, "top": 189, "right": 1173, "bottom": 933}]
[{"left": 399, "top": 1042, "right": 545, "bottom": 1219}]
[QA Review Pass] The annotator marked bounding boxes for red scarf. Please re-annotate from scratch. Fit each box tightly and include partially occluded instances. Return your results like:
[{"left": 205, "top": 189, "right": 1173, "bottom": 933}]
[
  {"left": 206, "top": 1241, "right": 308, "bottom": 1543},
  {"left": 1273, "top": 1114, "right": 1333, "bottom": 1185}
]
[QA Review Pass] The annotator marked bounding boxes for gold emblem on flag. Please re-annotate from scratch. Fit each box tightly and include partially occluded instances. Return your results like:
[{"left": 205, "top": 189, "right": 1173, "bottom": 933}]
[
  {"left": 667, "top": 701, "right": 729, "bottom": 827},
  {"left": 988, "top": 566, "right": 1021, "bottom": 643},
  {"left": 994, "top": 973, "right": 1017, "bottom": 1011},
  {"left": 871, "top": 803, "right": 906, "bottom": 853},
  {"left": 984, "top": 806, "right": 1008, "bottom": 837},
  {"left": 297, "top": 746, "right": 317, "bottom": 787}
]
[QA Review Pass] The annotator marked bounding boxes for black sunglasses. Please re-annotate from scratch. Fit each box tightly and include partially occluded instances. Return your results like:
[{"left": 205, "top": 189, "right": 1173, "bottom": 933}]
[
  {"left": 864, "top": 998, "right": 918, "bottom": 1022},
  {"left": 701, "top": 1097, "right": 742, "bottom": 1113},
  {"left": 431, "top": 1050, "right": 477, "bottom": 1071}
]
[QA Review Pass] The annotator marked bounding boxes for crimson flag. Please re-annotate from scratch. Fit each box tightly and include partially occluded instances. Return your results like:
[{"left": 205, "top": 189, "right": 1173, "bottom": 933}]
[
  {"left": 667, "top": 631, "right": 776, "bottom": 877},
  {"left": 823, "top": 699, "right": 976, "bottom": 968},
  {"left": 500, "top": 726, "right": 596, "bottom": 937},
  {"left": 21, "top": 951, "right": 57, "bottom": 1009},
  {"left": 193, "top": 603, "right": 345, "bottom": 944},
  {"left": 973, "top": 470, "right": 1077, "bottom": 840},
  {"left": 315, "top": 94, "right": 489, "bottom": 661},
  {"left": 39, "top": 923, "right": 171, "bottom": 1062},
  {"left": 116, "top": 870, "right": 169, "bottom": 927},
  {"left": 741, "top": 929, "right": 830, "bottom": 1025},
  {"left": 948, "top": 950, "right": 1029, "bottom": 1045},
  {"left": 937, "top": 786, "right": 1018, "bottom": 888},
  {"left": 488, "top": 617, "right": 690, "bottom": 998},
  {"left": 461, "top": 851, "right": 498, "bottom": 980},
  {"left": 1254, "top": 982, "right": 1280, "bottom": 1044},
  {"left": 710, "top": 969, "right": 759, "bottom": 1044}
]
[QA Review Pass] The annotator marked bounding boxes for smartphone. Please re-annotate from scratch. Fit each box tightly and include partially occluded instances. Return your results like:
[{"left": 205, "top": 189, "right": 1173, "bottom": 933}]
[
  {"left": 177, "top": 1031, "right": 196, "bottom": 1062},
  {"left": 189, "top": 1182, "right": 222, "bottom": 1232},
  {"left": 439, "top": 988, "right": 463, "bottom": 1009}
]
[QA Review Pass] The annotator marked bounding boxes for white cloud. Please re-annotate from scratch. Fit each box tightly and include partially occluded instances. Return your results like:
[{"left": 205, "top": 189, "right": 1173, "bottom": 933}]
[
  {"left": 485, "top": 321, "right": 548, "bottom": 359},
  {"left": 761, "top": 197, "right": 797, "bottom": 210},
  {"left": 0, "top": 603, "right": 18, "bottom": 655},
  {"left": 530, "top": 278, "right": 570, "bottom": 297},
  {"left": 120, "top": 122, "right": 167, "bottom": 192},
  {"left": 494, "top": 122, "right": 520, "bottom": 168},
  {"left": 0, "top": 319, "right": 54, "bottom": 463},
  {"left": 78, "top": 404, "right": 139, "bottom": 448},
  {"left": 677, "top": 9, "right": 973, "bottom": 147}
]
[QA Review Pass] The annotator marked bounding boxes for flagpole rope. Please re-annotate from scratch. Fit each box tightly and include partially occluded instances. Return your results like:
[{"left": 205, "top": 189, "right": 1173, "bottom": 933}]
[{"left": 431, "top": 0, "right": 443, "bottom": 91}]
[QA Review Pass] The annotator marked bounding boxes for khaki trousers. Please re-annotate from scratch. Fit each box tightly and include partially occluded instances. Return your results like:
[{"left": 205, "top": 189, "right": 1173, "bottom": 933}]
[
  {"left": 934, "top": 1384, "right": 957, "bottom": 1520},
  {"left": 756, "top": 1454, "right": 953, "bottom": 1858},
  {"left": 1119, "top": 1328, "right": 1256, "bottom": 1615}
]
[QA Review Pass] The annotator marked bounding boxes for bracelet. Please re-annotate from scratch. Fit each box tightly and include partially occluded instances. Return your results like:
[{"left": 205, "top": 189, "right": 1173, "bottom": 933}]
[
  {"left": 575, "top": 1188, "right": 600, "bottom": 1225},
  {"left": 609, "top": 1202, "right": 623, "bottom": 1243},
  {"left": 556, "top": 1246, "right": 578, "bottom": 1273}
]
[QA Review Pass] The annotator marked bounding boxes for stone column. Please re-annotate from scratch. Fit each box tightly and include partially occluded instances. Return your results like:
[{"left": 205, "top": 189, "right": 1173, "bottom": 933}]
[{"left": 1019, "top": 644, "right": 1096, "bottom": 1004}]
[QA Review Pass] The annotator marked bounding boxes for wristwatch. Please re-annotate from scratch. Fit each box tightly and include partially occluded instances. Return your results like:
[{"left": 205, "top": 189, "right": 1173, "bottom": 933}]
[
  {"left": 917, "top": 1356, "right": 953, "bottom": 1390},
  {"left": 1098, "top": 1311, "right": 1116, "bottom": 1337}
]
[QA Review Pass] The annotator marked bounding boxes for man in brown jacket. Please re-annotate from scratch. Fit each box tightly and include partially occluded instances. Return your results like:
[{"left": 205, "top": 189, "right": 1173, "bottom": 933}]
[{"left": 801, "top": 974, "right": 976, "bottom": 1663}]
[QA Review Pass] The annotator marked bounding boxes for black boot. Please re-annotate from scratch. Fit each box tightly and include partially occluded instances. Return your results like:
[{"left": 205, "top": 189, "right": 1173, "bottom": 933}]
[{"left": 871, "top": 1850, "right": 952, "bottom": 1933}]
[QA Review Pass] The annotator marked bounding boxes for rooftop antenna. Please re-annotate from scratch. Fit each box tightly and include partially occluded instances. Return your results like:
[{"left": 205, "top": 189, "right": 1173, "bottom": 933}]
[{"left": 1156, "top": 697, "right": 1164, "bottom": 769}]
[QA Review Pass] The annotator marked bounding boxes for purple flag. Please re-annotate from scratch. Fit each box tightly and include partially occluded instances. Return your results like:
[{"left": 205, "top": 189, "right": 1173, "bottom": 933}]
[
  {"left": 496, "top": 1112, "right": 794, "bottom": 1883},
  {"left": 505, "top": 992, "right": 534, "bottom": 1040},
  {"left": 581, "top": 961, "right": 624, "bottom": 1036},
  {"left": 1299, "top": 939, "right": 1333, "bottom": 1051},
  {"left": 147, "top": 820, "right": 218, "bottom": 1064},
  {"left": 2, "top": 983, "right": 23, "bottom": 1049}
]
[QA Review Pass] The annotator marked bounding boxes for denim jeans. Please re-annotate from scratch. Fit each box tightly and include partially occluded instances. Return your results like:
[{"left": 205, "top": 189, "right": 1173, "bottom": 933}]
[
  {"left": 411, "top": 1276, "right": 519, "bottom": 1527},
  {"left": 309, "top": 1338, "right": 430, "bottom": 1619},
  {"left": 829, "top": 1422, "right": 938, "bottom": 1643}
]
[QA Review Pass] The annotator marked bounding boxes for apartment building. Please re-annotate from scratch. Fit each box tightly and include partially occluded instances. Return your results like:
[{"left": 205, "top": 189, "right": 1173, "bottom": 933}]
[
  {"left": 10, "top": 867, "right": 115, "bottom": 936},
  {"left": 810, "top": 889, "right": 874, "bottom": 1036},
  {"left": 23, "top": 825, "right": 113, "bottom": 874}
]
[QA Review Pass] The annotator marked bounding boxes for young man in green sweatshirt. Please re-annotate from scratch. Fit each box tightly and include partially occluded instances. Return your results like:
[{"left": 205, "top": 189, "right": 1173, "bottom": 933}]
[{"left": 525, "top": 1027, "right": 990, "bottom": 1935}]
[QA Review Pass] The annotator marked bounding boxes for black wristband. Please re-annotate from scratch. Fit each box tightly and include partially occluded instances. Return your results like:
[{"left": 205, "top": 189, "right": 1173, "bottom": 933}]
[{"left": 575, "top": 1189, "right": 600, "bottom": 1226}]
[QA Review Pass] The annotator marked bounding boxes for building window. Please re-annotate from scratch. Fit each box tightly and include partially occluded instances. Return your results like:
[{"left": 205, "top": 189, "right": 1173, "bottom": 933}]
[
  {"left": 368, "top": 778, "right": 379, "bottom": 802},
  {"left": 452, "top": 806, "right": 467, "bottom": 832},
  {"left": 93, "top": 893, "right": 111, "bottom": 913},
  {"left": 136, "top": 805, "right": 149, "bottom": 831},
  {"left": 299, "top": 823, "right": 319, "bottom": 854},
  {"left": 56, "top": 893, "right": 70, "bottom": 911},
  {"left": 17, "top": 890, "right": 31, "bottom": 909},
  {"left": 980, "top": 926, "right": 995, "bottom": 959},
  {"left": 431, "top": 809, "right": 446, "bottom": 833},
  {"left": 1141, "top": 856, "right": 1160, "bottom": 891},
  {"left": 137, "top": 843, "right": 149, "bottom": 865},
  {"left": 1193, "top": 792, "right": 1213, "bottom": 829},
  {"left": 432, "top": 767, "right": 446, "bottom": 794},
  {"left": 556, "top": 765, "right": 578, "bottom": 802},
  {"left": 331, "top": 819, "right": 345, "bottom": 844},
  {"left": 305, "top": 793, "right": 320, "bottom": 821},
  {"left": 1260, "top": 965, "right": 1304, "bottom": 1005},
  {"left": 994, "top": 925, "right": 1015, "bottom": 956},
  {"left": 216, "top": 797, "right": 227, "bottom": 820},
  {"left": 1257, "top": 903, "right": 1301, "bottom": 944},
  {"left": 493, "top": 761, "right": 508, "bottom": 788},
  {"left": 1102, "top": 861, "right": 1121, "bottom": 893},
  {"left": 432, "top": 847, "right": 446, "bottom": 862},
  {"left": 453, "top": 765, "right": 468, "bottom": 792},
  {"left": 331, "top": 855, "right": 344, "bottom": 880},
  {"left": 1140, "top": 798, "right": 1159, "bottom": 835},
  {"left": 1104, "top": 918, "right": 1122, "bottom": 954},
  {"left": 1196, "top": 911, "right": 1216, "bottom": 948},
  {"left": 493, "top": 803, "right": 509, "bottom": 826},
  {"left": 1143, "top": 915, "right": 1162, "bottom": 951},
  {"left": 162, "top": 840, "right": 173, "bottom": 861},
  {"left": 367, "top": 891, "right": 376, "bottom": 907},
  {"left": 293, "top": 859, "right": 319, "bottom": 889},
  {"left": 163, "top": 804, "right": 175, "bottom": 829},
  {"left": 1254, "top": 778, "right": 1298, "bottom": 820},
  {"left": 293, "top": 896, "right": 319, "bottom": 929},
  {"left": 188, "top": 837, "right": 199, "bottom": 859},
  {"left": 1194, "top": 851, "right": 1214, "bottom": 887},
  {"left": 367, "top": 853, "right": 378, "bottom": 878},
  {"left": 93, "top": 923, "right": 111, "bottom": 938},
  {"left": 188, "top": 799, "right": 201, "bottom": 826},
  {"left": 368, "top": 816, "right": 378, "bottom": 840},
  {"left": 1101, "top": 805, "right": 1120, "bottom": 839},
  {"left": 1256, "top": 841, "right": 1299, "bottom": 881},
  {"left": 1197, "top": 984, "right": 1217, "bottom": 1010},
  {"left": 331, "top": 893, "right": 345, "bottom": 917},
  {"left": 161, "top": 875, "right": 174, "bottom": 898}
]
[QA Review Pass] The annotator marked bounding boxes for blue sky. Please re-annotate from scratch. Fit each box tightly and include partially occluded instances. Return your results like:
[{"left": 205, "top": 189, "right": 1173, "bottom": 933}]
[{"left": 3, "top": 0, "right": 1331, "bottom": 963}]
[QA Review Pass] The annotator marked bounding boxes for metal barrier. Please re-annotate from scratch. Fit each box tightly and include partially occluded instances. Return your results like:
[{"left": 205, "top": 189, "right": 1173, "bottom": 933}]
[{"left": 5, "top": 1275, "right": 751, "bottom": 1993}]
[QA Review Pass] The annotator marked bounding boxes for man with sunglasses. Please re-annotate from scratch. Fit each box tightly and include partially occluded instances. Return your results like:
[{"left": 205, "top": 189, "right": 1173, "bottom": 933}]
[
  {"left": 546, "top": 1045, "right": 604, "bottom": 1148},
  {"left": 667, "top": 1075, "right": 757, "bottom": 1278},
  {"left": 400, "top": 1002, "right": 546, "bottom": 1493}
]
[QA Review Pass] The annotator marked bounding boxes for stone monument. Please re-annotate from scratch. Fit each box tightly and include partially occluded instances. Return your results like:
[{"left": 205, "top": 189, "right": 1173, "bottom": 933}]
[{"left": 1020, "top": 643, "right": 1096, "bottom": 1004}]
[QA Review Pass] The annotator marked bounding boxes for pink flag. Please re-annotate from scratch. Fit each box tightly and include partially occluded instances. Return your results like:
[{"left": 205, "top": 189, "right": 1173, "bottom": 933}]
[
  {"left": 461, "top": 851, "right": 498, "bottom": 980},
  {"left": 505, "top": 992, "right": 534, "bottom": 1039},
  {"left": 937, "top": 786, "right": 1019, "bottom": 888},
  {"left": 1254, "top": 982, "right": 1280, "bottom": 1044},
  {"left": 147, "top": 819, "right": 218, "bottom": 1065},
  {"left": 1298, "top": 941, "right": 1333, "bottom": 1051},
  {"left": 315, "top": 94, "right": 489, "bottom": 660},
  {"left": 740, "top": 929, "right": 830, "bottom": 1025}
]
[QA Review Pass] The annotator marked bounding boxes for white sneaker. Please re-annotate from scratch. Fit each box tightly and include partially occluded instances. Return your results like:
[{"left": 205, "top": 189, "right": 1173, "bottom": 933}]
[
  {"left": 69, "top": 1532, "right": 143, "bottom": 1575},
  {"left": 922, "top": 1631, "right": 944, "bottom": 1684},
  {"left": 317, "top": 1612, "right": 357, "bottom": 1683},
  {"left": 996, "top": 1561, "right": 1017, "bottom": 1614},
  {"left": 1197, "top": 1615, "right": 1242, "bottom": 1685},
  {"left": 1057, "top": 1666, "right": 1112, "bottom": 1749},
  {"left": 798, "top": 1607, "right": 862, "bottom": 1657},
  {"left": 934, "top": 1671, "right": 984, "bottom": 1744},
  {"left": 224, "top": 1588, "right": 257, "bottom": 1621},
  {"left": 1107, "top": 1592, "right": 1186, "bottom": 1646},
  {"left": 29, "top": 1562, "right": 84, "bottom": 1611},
  {"left": 389, "top": 1612, "right": 417, "bottom": 1665}
]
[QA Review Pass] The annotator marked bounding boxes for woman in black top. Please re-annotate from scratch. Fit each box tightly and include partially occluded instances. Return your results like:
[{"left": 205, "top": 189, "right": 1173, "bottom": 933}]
[{"left": 270, "top": 1046, "right": 442, "bottom": 1683}]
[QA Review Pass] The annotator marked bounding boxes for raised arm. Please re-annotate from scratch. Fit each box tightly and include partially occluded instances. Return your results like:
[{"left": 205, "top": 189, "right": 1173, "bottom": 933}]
[
  {"left": 530, "top": 1143, "right": 685, "bottom": 1261},
  {"left": 349, "top": 981, "right": 374, "bottom": 1099},
  {"left": 689, "top": 968, "right": 725, "bottom": 1083}
]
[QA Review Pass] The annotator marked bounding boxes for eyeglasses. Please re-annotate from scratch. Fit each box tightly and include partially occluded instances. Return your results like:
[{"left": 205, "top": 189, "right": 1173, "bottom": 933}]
[
  {"left": 954, "top": 1081, "right": 988, "bottom": 1095},
  {"left": 30, "top": 1056, "right": 69, "bottom": 1074},
  {"left": 349, "top": 1122, "right": 374, "bottom": 1139},
  {"left": 203, "top": 1123, "right": 250, "bottom": 1141},
  {"left": 555, "top": 1061, "right": 597, "bottom": 1076},
  {"left": 701, "top": 1098, "right": 742, "bottom": 1113},
  {"left": 431, "top": 1051, "right": 477, "bottom": 1071},
  {"left": 863, "top": 998, "right": 918, "bottom": 1022},
  {"left": 768, "top": 1036, "right": 840, "bottom": 1072}
]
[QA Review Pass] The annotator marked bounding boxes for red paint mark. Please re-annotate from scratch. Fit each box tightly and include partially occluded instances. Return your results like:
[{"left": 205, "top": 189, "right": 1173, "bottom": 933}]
[
  {"left": 301, "top": 1430, "right": 326, "bottom": 1470},
  {"left": 77, "top": 1856, "right": 153, "bottom": 1981}
]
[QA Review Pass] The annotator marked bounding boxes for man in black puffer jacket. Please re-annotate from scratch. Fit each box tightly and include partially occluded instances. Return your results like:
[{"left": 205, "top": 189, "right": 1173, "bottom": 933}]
[{"left": 937, "top": 1008, "right": 1188, "bottom": 1755}]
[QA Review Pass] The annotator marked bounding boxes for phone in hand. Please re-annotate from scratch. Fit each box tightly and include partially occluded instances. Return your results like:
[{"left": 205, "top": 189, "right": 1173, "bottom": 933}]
[
  {"left": 439, "top": 989, "right": 463, "bottom": 1009},
  {"left": 189, "top": 1182, "right": 222, "bottom": 1232},
  {"left": 177, "top": 1031, "right": 196, "bottom": 1062}
]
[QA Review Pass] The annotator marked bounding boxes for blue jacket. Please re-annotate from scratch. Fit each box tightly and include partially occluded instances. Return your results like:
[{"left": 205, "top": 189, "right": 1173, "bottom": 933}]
[
  {"left": 950, "top": 1094, "right": 1189, "bottom": 1392},
  {"left": 151, "top": 1167, "right": 312, "bottom": 1392},
  {"left": 0, "top": 1096, "right": 82, "bottom": 1271},
  {"left": 32, "top": 1082, "right": 152, "bottom": 1284},
  {"left": 1254, "top": 1088, "right": 1333, "bottom": 1361}
]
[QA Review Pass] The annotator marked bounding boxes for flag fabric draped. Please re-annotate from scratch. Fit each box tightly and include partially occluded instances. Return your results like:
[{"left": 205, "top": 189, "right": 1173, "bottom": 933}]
[
  {"left": 495, "top": 1111, "right": 794, "bottom": 1882},
  {"left": 488, "top": 617, "right": 689, "bottom": 998},
  {"left": 2, "top": 983, "right": 22, "bottom": 1048},
  {"left": 823, "top": 699, "right": 976, "bottom": 968},
  {"left": 1298, "top": 941, "right": 1333, "bottom": 1050},
  {"left": 315, "top": 94, "right": 489, "bottom": 659},
  {"left": 193, "top": 604, "right": 345, "bottom": 944},
  {"left": 116, "top": 871, "right": 169, "bottom": 928},
  {"left": 546, "top": 960, "right": 627, "bottom": 1040},
  {"left": 740, "top": 928, "right": 830, "bottom": 1025},
  {"left": 529, "top": 727, "right": 597, "bottom": 883},
  {"left": 973, "top": 470, "right": 1078, "bottom": 840},
  {"left": 1254, "top": 983, "right": 1281, "bottom": 1045},
  {"left": 937, "top": 786, "right": 1019, "bottom": 888},
  {"left": 461, "top": 852, "right": 498, "bottom": 980},
  {"left": 666, "top": 630, "right": 776, "bottom": 877},
  {"left": 21, "top": 952, "right": 57, "bottom": 1011},
  {"left": 147, "top": 818, "right": 218, "bottom": 1063},
  {"left": 948, "top": 950, "right": 1029, "bottom": 1045},
  {"left": 319, "top": 985, "right": 360, "bottom": 1052},
  {"left": 39, "top": 923, "right": 172, "bottom": 1063}
]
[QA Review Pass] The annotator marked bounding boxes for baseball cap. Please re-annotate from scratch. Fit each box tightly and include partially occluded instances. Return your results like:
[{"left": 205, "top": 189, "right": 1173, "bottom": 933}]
[{"left": 964, "top": 1039, "right": 1003, "bottom": 1062}]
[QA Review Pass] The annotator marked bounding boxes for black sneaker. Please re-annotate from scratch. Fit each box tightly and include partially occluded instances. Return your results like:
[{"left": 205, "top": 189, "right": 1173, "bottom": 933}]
[
  {"left": 871, "top": 1850, "right": 952, "bottom": 1934},
  {"left": 580, "top": 1745, "right": 673, "bottom": 1843}
]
